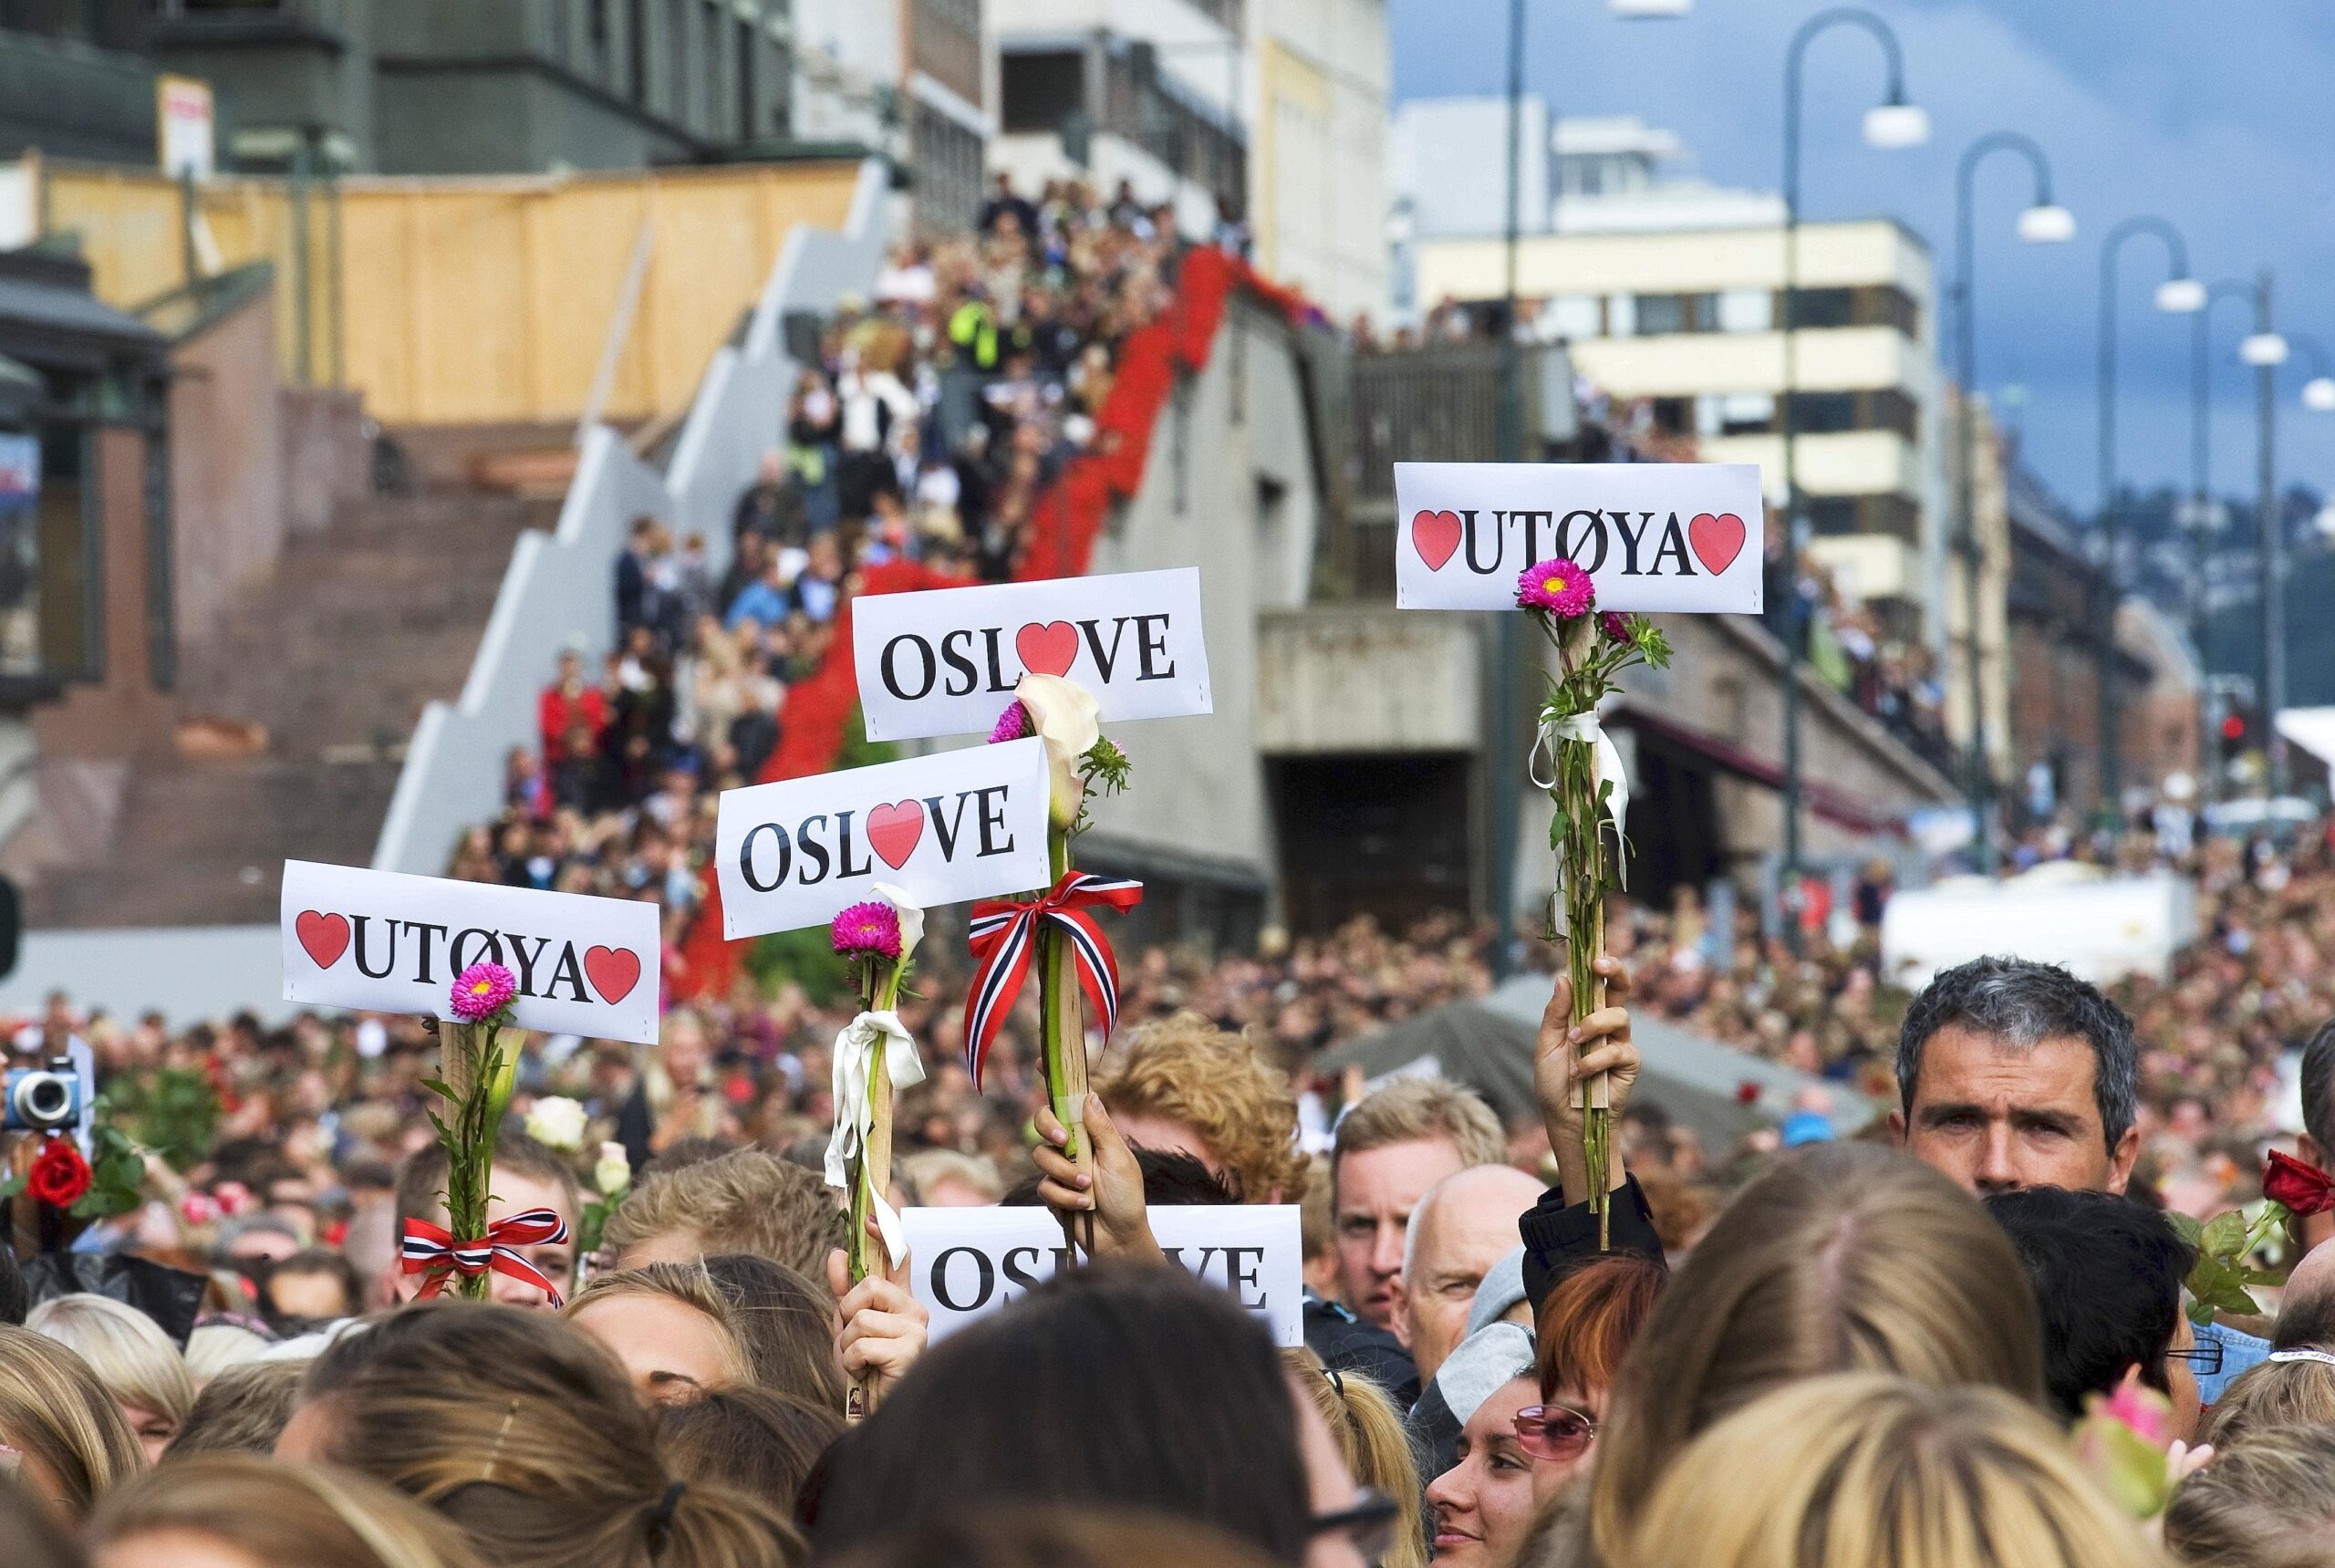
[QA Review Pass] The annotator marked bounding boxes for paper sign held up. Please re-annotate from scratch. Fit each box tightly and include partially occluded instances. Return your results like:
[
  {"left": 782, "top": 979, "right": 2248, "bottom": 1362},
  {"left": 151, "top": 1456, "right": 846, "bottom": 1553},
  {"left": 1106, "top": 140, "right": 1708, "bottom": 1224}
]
[
  {"left": 713, "top": 737, "right": 1052, "bottom": 940},
  {"left": 281, "top": 860, "right": 663, "bottom": 1044},
  {"left": 1395, "top": 462, "right": 1765, "bottom": 614},
  {"left": 852, "top": 567, "right": 1212, "bottom": 742},
  {"left": 901, "top": 1205, "right": 1302, "bottom": 1346}
]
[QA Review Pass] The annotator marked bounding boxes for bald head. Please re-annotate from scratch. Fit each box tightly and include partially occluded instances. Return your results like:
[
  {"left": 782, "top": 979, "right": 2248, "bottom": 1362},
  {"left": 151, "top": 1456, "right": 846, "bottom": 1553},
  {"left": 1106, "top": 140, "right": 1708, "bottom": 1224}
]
[
  {"left": 1401, "top": 1163, "right": 1544, "bottom": 1385},
  {"left": 2275, "top": 1238, "right": 2335, "bottom": 1350}
]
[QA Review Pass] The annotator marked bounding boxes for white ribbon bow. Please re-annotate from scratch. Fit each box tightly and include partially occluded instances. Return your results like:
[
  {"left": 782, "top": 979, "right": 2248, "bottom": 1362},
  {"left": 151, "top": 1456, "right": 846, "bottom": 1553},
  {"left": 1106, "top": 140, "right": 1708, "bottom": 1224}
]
[
  {"left": 1531, "top": 711, "right": 1633, "bottom": 937},
  {"left": 825, "top": 1009, "right": 925, "bottom": 1269}
]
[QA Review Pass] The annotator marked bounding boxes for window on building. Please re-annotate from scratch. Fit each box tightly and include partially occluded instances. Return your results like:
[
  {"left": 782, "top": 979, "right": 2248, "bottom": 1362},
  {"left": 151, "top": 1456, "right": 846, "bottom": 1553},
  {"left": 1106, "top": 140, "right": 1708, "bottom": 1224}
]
[
  {"left": 736, "top": 16, "right": 755, "bottom": 141},
  {"left": 1717, "top": 287, "right": 1772, "bottom": 333},
  {"left": 911, "top": 101, "right": 984, "bottom": 235},
  {"left": 1717, "top": 391, "right": 1775, "bottom": 435},
  {"left": 1807, "top": 493, "right": 1920, "bottom": 543},
  {"left": 1787, "top": 390, "right": 1857, "bottom": 433},
  {"left": 1001, "top": 50, "right": 1084, "bottom": 135},
  {"left": 1650, "top": 397, "right": 1696, "bottom": 436},
  {"left": 1542, "top": 294, "right": 1602, "bottom": 340},
  {"left": 1635, "top": 293, "right": 1689, "bottom": 336},
  {"left": 1603, "top": 294, "right": 1636, "bottom": 337},
  {"left": 668, "top": 0, "right": 690, "bottom": 121},
  {"left": 1779, "top": 284, "right": 1921, "bottom": 338},
  {"left": 628, "top": 0, "right": 648, "bottom": 102}
]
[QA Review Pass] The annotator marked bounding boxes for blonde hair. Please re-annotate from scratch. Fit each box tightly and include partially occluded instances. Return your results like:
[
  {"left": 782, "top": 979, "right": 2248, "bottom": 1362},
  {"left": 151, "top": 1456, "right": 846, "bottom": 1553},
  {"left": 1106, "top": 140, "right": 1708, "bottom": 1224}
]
[
  {"left": 0, "top": 1322, "right": 144, "bottom": 1520},
  {"left": 309, "top": 1301, "right": 802, "bottom": 1568},
  {"left": 2165, "top": 1422, "right": 2335, "bottom": 1568},
  {"left": 2198, "top": 1355, "right": 2335, "bottom": 1450},
  {"left": 1284, "top": 1348, "right": 1427, "bottom": 1568},
  {"left": 566, "top": 1262, "right": 752, "bottom": 1387},
  {"left": 184, "top": 1322, "right": 272, "bottom": 1385},
  {"left": 1619, "top": 1375, "right": 2161, "bottom": 1568},
  {"left": 1096, "top": 1015, "right": 1310, "bottom": 1202},
  {"left": 1331, "top": 1076, "right": 1506, "bottom": 1198},
  {"left": 29, "top": 1293, "right": 197, "bottom": 1435},
  {"left": 90, "top": 1453, "right": 488, "bottom": 1568},
  {"left": 603, "top": 1147, "right": 847, "bottom": 1284},
  {"left": 1299, "top": 1158, "right": 1334, "bottom": 1263},
  {"left": 1588, "top": 1145, "right": 2045, "bottom": 1559},
  {"left": 902, "top": 1149, "right": 1005, "bottom": 1204}
]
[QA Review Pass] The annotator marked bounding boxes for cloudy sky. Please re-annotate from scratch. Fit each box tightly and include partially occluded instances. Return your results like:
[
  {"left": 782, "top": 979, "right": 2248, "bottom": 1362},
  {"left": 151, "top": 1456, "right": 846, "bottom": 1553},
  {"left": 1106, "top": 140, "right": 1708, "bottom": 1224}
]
[{"left": 1388, "top": 0, "right": 2335, "bottom": 517}]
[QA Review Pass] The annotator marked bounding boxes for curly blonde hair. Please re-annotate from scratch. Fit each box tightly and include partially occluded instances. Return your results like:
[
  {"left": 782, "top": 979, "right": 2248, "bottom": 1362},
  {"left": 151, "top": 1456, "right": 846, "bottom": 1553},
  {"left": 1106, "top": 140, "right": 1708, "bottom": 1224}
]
[{"left": 1095, "top": 1014, "right": 1308, "bottom": 1202}]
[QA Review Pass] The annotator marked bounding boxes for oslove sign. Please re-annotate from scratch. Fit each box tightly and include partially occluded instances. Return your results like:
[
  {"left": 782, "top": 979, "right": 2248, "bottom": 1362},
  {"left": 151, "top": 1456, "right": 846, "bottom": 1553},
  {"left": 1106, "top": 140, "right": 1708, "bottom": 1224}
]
[
  {"left": 713, "top": 738, "right": 1052, "bottom": 939},
  {"left": 852, "top": 567, "right": 1212, "bottom": 742},
  {"left": 281, "top": 860, "right": 662, "bottom": 1044},
  {"left": 1395, "top": 462, "right": 1765, "bottom": 614}
]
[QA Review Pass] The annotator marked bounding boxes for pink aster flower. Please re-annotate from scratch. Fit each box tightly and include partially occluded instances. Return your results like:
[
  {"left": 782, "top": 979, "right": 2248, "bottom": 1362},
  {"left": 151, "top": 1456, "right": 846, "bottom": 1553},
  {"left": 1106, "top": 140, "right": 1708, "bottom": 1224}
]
[
  {"left": 1516, "top": 557, "right": 1595, "bottom": 618},
  {"left": 1601, "top": 612, "right": 1631, "bottom": 643},
  {"left": 450, "top": 961, "right": 517, "bottom": 1022},
  {"left": 988, "top": 701, "right": 1032, "bottom": 743},
  {"left": 831, "top": 899, "right": 904, "bottom": 961}
]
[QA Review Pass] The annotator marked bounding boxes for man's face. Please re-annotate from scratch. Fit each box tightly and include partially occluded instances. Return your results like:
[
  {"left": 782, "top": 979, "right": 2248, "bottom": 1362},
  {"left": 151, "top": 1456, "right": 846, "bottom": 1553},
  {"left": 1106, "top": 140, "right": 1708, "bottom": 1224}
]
[
  {"left": 1401, "top": 1169, "right": 1541, "bottom": 1384},
  {"left": 1894, "top": 1025, "right": 2137, "bottom": 1196},
  {"left": 1334, "top": 1138, "right": 1466, "bottom": 1331}
]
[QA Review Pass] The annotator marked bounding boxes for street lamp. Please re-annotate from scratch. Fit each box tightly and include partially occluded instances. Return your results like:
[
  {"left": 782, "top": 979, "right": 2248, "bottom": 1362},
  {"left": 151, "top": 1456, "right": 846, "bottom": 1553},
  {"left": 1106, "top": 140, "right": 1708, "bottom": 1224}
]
[
  {"left": 1953, "top": 131, "right": 2071, "bottom": 870},
  {"left": 2094, "top": 216, "right": 2197, "bottom": 815},
  {"left": 2245, "top": 271, "right": 2287, "bottom": 795},
  {"left": 2189, "top": 280, "right": 2259, "bottom": 808},
  {"left": 1610, "top": 0, "right": 1692, "bottom": 15},
  {"left": 1778, "top": 6, "right": 1925, "bottom": 941}
]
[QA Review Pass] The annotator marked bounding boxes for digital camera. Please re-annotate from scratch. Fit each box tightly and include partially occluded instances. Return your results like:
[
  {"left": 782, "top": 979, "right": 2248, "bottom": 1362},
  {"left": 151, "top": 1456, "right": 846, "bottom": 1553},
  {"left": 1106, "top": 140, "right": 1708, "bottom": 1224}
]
[{"left": 3, "top": 1055, "right": 85, "bottom": 1133}]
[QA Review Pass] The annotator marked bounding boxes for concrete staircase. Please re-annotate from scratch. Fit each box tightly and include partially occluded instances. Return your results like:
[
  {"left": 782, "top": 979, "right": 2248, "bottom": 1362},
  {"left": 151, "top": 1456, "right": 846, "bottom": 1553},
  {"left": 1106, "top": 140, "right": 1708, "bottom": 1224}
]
[{"left": 23, "top": 491, "right": 549, "bottom": 929}]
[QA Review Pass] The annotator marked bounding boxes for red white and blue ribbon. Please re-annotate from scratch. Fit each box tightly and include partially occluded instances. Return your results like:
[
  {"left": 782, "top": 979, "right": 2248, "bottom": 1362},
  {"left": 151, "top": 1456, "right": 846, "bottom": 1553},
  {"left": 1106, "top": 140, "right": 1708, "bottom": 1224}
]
[
  {"left": 400, "top": 1209, "right": 571, "bottom": 1306},
  {"left": 962, "top": 870, "right": 1144, "bottom": 1087}
]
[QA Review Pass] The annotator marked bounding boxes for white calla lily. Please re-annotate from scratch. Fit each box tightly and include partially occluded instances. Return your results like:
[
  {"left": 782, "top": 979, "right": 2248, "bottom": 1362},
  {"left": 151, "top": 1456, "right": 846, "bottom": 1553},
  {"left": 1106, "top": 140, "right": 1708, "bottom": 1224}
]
[
  {"left": 868, "top": 880, "right": 925, "bottom": 964},
  {"left": 1015, "top": 673, "right": 1101, "bottom": 828}
]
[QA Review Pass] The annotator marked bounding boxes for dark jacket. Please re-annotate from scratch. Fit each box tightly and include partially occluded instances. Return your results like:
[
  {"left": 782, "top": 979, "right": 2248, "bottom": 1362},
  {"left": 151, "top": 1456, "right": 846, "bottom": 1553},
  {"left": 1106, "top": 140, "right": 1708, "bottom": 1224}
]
[{"left": 1520, "top": 1173, "right": 1666, "bottom": 1318}]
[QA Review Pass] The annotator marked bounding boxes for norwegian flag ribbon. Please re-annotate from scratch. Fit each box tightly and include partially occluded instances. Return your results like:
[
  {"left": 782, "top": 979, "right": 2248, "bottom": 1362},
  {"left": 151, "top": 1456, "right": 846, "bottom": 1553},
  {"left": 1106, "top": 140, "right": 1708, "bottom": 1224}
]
[
  {"left": 400, "top": 1209, "right": 571, "bottom": 1306},
  {"left": 962, "top": 870, "right": 1145, "bottom": 1087}
]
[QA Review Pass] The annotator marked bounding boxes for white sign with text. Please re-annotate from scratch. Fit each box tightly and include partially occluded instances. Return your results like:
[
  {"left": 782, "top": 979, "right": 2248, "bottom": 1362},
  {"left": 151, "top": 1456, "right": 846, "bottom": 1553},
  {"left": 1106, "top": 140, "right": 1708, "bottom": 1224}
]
[
  {"left": 900, "top": 1205, "right": 1302, "bottom": 1346},
  {"left": 852, "top": 568, "right": 1212, "bottom": 742},
  {"left": 713, "top": 738, "right": 1051, "bottom": 939},
  {"left": 280, "top": 860, "right": 662, "bottom": 1044},
  {"left": 1394, "top": 462, "right": 1765, "bottom": 614}
]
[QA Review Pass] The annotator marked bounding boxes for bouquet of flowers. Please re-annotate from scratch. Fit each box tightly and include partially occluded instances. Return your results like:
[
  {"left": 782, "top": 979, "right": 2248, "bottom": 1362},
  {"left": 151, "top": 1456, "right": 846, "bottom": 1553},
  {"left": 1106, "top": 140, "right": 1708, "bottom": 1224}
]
[
  {"left": 411, "top": 962, "right": 524, "bottom": 1302},
  {"left": 1517, "top": 558, "right": 1670, "bottom": 1248}
]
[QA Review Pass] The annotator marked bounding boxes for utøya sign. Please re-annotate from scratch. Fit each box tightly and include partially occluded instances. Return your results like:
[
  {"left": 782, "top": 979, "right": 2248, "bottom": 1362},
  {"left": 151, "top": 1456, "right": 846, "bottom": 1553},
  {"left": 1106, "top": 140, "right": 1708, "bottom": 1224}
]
[{"left": 1395, "top": 461, "right": 1765, "bottom": 614}]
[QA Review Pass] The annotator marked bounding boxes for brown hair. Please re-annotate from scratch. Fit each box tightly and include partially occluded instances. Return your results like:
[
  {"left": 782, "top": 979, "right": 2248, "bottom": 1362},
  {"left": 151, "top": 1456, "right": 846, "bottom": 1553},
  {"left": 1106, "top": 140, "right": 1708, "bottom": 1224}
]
[
  {"left": 2166, "top": 1421, "right": 2335, "bottom": 1568},
  {"left": 91, "top": 1453, "right": 487, "bottom": 1568},
  {"left": 1331, "top": 1077, "right": 1505, "bottom": 1199},
  {"left": 823, "top": 1507, "right": 1286, "bottom": 1568},
  {"left": 1536, "top": 1253, "right": 1666, "bottom": 1404},
  {"left": 700, "top": 1254, "right": 847, "bottom": 1410},
  {"left": 0, "top": 1471, "right": 78, "bottom": 1568},
  {"left": 2198, "top": 1355, "right": 2335, "bottom": 1451},
  {"left": 603, "top": 1148, "right": 846, "bottom": 1284},
  {"left": 655, "top": 1386, "right": 842, "bottom": 1511},
  {"left": 165, "top": 1357, "right": 308, "bottom": 1459},
  {"left": 0, "top": 1323, "right": 143, "bottom": 1521},
  {"left": 1096, "top": 1015, "right": 1310, "bottom": 1201},
  {"left": 1284, "top": 1348, "right": 1426, "bottom": 1568},
  {"left": 304, "top": 1302, "right": 804, "bottom": 1568},
  {"left": 1587, "top": 1145, "right": 2045, "bottom": 1559},
  {"left": 395, "top": 1132, "right": 578, "bottom": 1231},
  {"left": 1619, "top": 1375, "right": 2162, "bottom": 1568}
]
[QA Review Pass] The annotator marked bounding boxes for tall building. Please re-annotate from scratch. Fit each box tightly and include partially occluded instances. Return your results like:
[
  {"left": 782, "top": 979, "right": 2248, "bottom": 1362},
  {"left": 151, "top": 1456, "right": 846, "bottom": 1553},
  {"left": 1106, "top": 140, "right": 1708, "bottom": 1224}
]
[
  {"left": 990, "top": 0, "right": 1389, "bottom": 322},
  {"left": 1404, "top": 109, "right": 1946, "bottom": 650},
  {"left": 792, "top": 0, "right": 992, "bottom": 233}
]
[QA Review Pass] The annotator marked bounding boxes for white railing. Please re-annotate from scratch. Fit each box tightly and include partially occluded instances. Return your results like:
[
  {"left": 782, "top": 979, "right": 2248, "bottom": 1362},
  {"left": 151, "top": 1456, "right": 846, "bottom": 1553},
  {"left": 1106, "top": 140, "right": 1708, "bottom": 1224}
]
[{"left": 372, "top": 159, "right": 890, "bottom": 876}]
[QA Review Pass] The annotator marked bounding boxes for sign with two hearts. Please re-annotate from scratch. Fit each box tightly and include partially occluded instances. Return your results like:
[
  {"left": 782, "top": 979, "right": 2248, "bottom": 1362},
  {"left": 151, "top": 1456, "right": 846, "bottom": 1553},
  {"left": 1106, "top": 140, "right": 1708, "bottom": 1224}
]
[
  {"left": 1394, "top": 462, "right": 1765, "bottom": 614},
  {"left": 281, "top": 860, "right": 664, "bottom": 1044}
]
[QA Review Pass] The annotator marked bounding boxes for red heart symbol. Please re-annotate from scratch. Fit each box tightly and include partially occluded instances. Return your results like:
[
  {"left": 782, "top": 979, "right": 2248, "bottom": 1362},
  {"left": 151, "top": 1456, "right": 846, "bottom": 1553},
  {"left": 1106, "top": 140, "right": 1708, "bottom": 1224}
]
[
  {"left": 1688, "top": 512, "right": 1747, "bottom": 576},
  {"left": 867, "top": 800, "right": 926, "bottom": 869},
  {"left": 295, "top": 910, "right": 350, "bottom": 970},
  {"left": 1412, "top": 509, "right": 1463, "bottom": 571},
  {"left": 584, "top": 945, "right": 642, "bottom": 1005},
  {"left": 1015, "top": 621, "right": 1079, "bottom": 678}
]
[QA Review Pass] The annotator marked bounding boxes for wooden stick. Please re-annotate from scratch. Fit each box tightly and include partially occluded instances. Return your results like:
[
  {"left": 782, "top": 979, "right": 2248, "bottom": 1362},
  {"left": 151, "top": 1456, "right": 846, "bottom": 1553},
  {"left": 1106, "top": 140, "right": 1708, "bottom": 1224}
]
[
  {"left": 1051, "top": 933, "right": 1095, "bottom": 1260},
  {"left": 846, "top": 1033, "right": 891, "bottom": 1424}
]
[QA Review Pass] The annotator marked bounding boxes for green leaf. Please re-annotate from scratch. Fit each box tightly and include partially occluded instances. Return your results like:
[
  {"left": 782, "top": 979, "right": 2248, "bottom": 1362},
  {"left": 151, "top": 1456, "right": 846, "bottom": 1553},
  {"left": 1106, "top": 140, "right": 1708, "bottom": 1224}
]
[
  {"left": 2200, "top": 1210, "right": 2249, "bottom": 1259},
  {"left": 2166, "top": 1211, "right": 2204, "bottom": 1247}
]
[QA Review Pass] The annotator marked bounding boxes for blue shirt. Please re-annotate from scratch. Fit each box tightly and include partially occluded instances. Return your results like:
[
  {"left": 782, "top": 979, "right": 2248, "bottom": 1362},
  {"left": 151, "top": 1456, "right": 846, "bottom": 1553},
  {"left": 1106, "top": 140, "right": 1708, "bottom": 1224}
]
[
  {"left": 2196, "top": 1317, "right": 2271, "bottom": 1407},
  {"left": 725, "top": 577, "right": 791, "bottom": 631}
]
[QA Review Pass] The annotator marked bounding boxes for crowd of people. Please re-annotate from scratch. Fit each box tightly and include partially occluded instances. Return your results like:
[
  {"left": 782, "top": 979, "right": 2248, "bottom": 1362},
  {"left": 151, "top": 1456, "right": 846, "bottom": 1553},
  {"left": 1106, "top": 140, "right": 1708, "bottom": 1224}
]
[{"left": 5, "top": 934, "right": 2335, "bottom": 1568}]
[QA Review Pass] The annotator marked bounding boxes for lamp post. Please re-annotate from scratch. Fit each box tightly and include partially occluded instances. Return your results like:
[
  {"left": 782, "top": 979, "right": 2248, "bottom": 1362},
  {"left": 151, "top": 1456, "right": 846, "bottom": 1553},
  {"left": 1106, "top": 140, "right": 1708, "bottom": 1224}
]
[
  {"left": 2190, "top": 281, "right": 2259, "bottom": 806},
  {"left": 1952, "top": 132, "right": 2072, "bottom": 871},
  {"left": 2236, "top": 275, "right": 2288, "bottom": 794},
  {"left": 1487, "top": 0, "right": 1690, "bottom": 975},
  {"left": 1778, "top": 7, "right": 1925, "bottom": 943},
  {"left": 2094, "top": 217, "right": 2200, "bottom": 817}
]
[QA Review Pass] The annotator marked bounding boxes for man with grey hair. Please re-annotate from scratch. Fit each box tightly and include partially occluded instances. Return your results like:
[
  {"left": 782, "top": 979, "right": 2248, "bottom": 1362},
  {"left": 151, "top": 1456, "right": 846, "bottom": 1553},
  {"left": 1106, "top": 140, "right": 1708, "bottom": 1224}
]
[
  {"left": 1890, "top": 955, "right": 2142, "bottom": 1197},
  {"left": 1399, "top": 1164, "right": 1542, "bottom": 1385}
]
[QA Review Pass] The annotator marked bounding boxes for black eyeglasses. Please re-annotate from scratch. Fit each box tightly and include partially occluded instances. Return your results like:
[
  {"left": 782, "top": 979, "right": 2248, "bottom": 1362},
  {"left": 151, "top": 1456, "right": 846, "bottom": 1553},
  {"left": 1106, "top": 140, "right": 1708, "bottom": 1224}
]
[
  {"left": 1311, "top": 1487, "right": 1400, "bottom": 1565},
  {"left": 2167, "top": 1340, "right": 2226, "bottom": 1377}
]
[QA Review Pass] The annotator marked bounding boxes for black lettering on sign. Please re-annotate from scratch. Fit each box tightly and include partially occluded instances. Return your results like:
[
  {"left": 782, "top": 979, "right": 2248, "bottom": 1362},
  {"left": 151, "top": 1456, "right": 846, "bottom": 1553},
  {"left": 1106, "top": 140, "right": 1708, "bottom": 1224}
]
[
  {"left": 545, "top": 942, "right": 590, "bottom": 1003},
  {"left": 352, "top": 916, "right": 399, "bottom": 980},
  {"left": 1610, "top": 511, "right": 1654, "bottom": 574},
  {"left": 402, "top": 921, "right": 450, "bottom": 985},
  {"left": 972, "top": 786, "right": 1015, "bottom": 857},
  {"left": 1133, "top": 614, "right": 1176, "bottom": 680},
  {"left": 1464, "top": 509, "right": 1502, "bottom": 574},
  {"left": 1001, "top": 1246, "right": 1048, "bottom": 1293},
  {"left": 739, "top": 823, "right": 791, "bottom": 892},
  {"left": 449, "top": 928, "right": 505, "bottom": 975},
  {"left": 798, "top": 815, "right": 832, "bottom": 885},
  {"left": 1227, "top": 1247, "right": 1267, "bottom": 1308},
  {"left": 1519, "top": 509, "right": 1554, "bottom": 564},
  {"left": 1078, "top": 618, "right": 1131, "bottom": 681},
  {"left": 834, "top": 809, "right": 874, "bottom": 880},
  {"left": 930, "top": 1247, "right": 995, "bottom": 1313},
  {"left": 878, "top": 635, "right": 936, "bottom": 701},
  {"left": 503, "top": 932, "right": 552, "bottom": 994},
  {"left": 939, "top": 629, "right": 980, "bottom": 697},
  {"left": 1555, "top": 509, "right": 1609, "bottom": 573},
  {"left": 980, "top": 627, "right": 1013, "bottom": 693},
  {"left": 1651, "top": 512, "right": 1697, "bottom": 576},
  {"left": 925, "top": 792, "right": 972, "bottom": 859}
]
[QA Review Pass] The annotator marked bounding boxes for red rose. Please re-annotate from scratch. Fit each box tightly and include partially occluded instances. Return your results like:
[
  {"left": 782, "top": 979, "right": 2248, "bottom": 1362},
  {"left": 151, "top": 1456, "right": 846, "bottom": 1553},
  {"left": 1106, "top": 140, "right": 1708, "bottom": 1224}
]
[
  {"left": 26, "top": 1137, "right": 91, "bottom": 1209},
  {"left": 2265, "top": 1150, "right": 2335, "bottom": 1217},
  {"left": 1735, "top": 1080, "right": 1761, "bottom": 1106}
]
